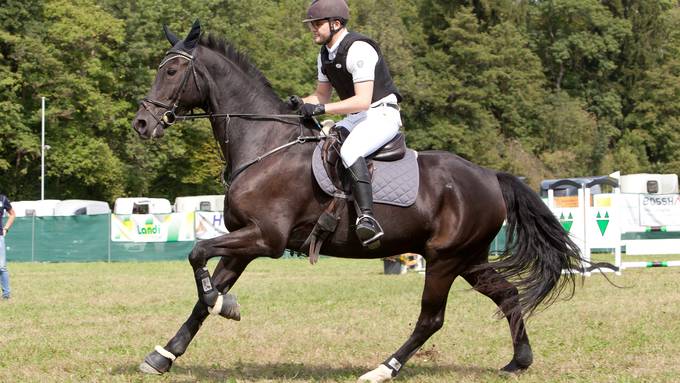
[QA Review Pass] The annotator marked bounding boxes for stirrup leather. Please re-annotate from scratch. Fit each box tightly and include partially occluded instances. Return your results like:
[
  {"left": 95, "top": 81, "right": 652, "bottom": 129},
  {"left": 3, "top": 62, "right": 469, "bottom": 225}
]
[{"left": 355, "top": 214, "right": 384, "bottom": 246}]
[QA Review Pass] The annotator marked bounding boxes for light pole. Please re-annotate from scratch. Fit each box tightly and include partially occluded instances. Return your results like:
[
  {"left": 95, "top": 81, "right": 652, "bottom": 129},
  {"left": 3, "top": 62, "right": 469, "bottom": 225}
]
[{"left": 41, "top": 97, "right": 47, "bottom": 200}]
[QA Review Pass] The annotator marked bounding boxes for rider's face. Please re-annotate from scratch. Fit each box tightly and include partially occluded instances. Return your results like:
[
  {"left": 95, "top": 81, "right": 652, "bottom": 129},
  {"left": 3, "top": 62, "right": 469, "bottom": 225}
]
[{"left": 307, "top": 19, "right": 333, "bottom": 45}]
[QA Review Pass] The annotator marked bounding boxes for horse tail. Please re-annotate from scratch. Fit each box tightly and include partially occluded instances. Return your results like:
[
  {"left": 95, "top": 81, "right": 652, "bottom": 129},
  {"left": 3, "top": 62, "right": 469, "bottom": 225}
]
[{"left": 487, "top": 172, "right": 585, "bottom": 319}]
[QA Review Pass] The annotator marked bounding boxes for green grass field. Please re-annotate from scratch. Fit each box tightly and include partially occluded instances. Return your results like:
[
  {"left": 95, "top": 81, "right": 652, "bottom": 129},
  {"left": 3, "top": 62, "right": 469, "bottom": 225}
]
[{"left": 1, "top": 257, "right": 679, "bottom": 382}]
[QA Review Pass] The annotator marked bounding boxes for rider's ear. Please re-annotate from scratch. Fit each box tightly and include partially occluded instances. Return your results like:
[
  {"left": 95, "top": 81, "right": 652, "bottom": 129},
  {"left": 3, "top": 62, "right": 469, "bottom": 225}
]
[
  {"left": 163, "top": 24, "right": 180, "bottom": 47},
  {"left": 183, "top": 19, "right": 201, "bottom": 51}
]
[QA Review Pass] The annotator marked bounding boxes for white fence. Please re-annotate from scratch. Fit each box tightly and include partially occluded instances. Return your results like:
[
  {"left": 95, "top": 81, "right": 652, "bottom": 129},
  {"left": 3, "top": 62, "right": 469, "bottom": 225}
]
[{"left": 545, "top": 178, "right": 680, "bottom": 275}]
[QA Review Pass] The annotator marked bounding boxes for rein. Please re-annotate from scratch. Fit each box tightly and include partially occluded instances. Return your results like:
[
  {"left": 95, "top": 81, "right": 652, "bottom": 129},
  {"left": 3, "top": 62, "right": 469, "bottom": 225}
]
[
  {"left": 141, "top": 48, "right": 313, "bottom": 130},
  {"left": 174, "top": 113, "right": 323, "bottom": 188},
  {"left": 141, "top": 48, "right": 326, "bottom": 190}
]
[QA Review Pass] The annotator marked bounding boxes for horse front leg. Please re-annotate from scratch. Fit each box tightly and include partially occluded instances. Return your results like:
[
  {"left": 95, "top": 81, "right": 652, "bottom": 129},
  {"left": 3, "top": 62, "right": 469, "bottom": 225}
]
[
  {"left": 189, "top": 225, "right": 273, "bottom": 310},
  {"left": 140, "top": 224, "right": 278, "bottom": 375},
  {"left": 139, "top": 255, "right": 256, "bottom": 374}
]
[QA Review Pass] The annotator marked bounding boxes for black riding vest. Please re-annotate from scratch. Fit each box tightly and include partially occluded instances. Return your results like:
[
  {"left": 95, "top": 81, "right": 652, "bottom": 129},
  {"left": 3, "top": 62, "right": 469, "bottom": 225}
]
[{"left": 320, "top": 32, "right": 402, "bottom": 103}]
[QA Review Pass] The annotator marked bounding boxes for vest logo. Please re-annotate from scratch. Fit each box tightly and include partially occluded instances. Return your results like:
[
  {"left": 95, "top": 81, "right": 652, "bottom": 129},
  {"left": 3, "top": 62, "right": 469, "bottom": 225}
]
[{"left": 335, "top": 63, "right": 342, "bottom": 69}]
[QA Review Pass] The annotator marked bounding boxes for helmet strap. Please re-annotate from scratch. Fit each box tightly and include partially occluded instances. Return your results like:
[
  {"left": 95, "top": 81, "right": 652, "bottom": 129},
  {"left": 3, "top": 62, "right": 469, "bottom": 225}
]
[{"left": 324, "top": 18, "right": 342, "bottom": 45}]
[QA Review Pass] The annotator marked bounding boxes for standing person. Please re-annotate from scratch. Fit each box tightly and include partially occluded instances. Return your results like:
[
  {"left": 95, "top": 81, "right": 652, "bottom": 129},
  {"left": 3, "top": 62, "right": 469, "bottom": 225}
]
[
  {"left": 289, "top": 0, "right": 403, "bottom": 247},
  {"left": 0, "top": 193, "right": 15, "bottom": 300}
]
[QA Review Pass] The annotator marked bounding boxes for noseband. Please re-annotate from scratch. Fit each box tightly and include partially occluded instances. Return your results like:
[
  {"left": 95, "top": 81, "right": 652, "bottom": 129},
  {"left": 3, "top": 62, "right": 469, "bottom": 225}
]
[{"left": 140, "top": 49, "right": 203, "bottom": 133}]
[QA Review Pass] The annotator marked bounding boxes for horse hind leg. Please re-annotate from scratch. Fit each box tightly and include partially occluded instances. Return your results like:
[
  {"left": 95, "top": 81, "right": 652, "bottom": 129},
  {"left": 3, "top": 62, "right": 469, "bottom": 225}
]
[
  {"left": 358, "top": 258, "right": 459, "bottom": 382},
  {"left": 139, "top": 256, "right": 254, "bottom": 375},
  {"left": 462, "top": 266, "right": 533, "bottom": 373}
]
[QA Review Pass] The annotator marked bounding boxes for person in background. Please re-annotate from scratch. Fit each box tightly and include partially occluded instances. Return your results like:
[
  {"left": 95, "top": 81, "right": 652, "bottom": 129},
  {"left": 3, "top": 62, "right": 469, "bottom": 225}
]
[{"left": 0, "top": 193, "right": 15, "bottom": 300}]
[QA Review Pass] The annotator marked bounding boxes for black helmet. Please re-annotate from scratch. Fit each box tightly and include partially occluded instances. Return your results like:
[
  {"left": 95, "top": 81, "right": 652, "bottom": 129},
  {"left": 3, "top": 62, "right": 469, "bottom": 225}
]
[{"left": 302, "top": 0, "right": 349, "bottom": 23}]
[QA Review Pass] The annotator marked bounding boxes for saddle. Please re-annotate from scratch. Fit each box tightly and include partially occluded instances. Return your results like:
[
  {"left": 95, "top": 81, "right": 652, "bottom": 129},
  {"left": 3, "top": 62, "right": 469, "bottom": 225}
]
[
  {"left": 303, "top": 125, "right": 418, "bottom": 263},
  {"left": 322, "top": 127, "right": 407, "bottom": 194}
]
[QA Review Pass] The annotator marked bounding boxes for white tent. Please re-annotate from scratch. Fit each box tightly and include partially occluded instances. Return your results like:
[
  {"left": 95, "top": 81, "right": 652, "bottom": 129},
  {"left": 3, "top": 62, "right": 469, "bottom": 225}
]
[
  {"left": 113, "top": 197, "right": 172, "bottom": 214},
  {"left": 620, "top": 173, "right": 678, "bottom": 194},
  {"left": 54, "top": 200, "right": 111, "bottom": 216},
  {"left": 174, "top": 195, "right": 224, "bottom": 212},
  {"left": 10, "top": 200, "right": 61, "bottom": 217}
]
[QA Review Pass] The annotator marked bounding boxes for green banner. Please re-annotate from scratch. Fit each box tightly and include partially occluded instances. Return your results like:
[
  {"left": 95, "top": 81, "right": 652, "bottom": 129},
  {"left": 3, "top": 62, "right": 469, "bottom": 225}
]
[{"left": 5, "top": 215, "right": 193, "bottom": 263}]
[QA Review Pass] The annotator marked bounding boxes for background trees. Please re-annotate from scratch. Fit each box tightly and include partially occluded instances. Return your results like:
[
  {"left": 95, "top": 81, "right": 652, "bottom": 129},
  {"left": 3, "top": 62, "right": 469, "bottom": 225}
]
[{"left": 1, "top": 0, "right": 679, "bottom": 201}]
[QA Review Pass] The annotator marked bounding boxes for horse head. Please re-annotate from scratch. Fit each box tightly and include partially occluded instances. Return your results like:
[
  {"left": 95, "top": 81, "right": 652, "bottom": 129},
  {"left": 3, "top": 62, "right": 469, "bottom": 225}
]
[{"left": 132, "top": 20, "right": 206, "bottom": 139}]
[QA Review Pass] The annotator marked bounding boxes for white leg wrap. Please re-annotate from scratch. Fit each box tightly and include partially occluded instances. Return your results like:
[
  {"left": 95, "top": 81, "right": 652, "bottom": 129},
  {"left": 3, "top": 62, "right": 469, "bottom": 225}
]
[
  {"left": 357, "top": 364, "right": 393, "bottom": 383},
  {"left": 208, "top": 293, "right": 223, "bottom": 315},
  {"left": 154, "top": 345, "right": 176, "bottom": 361}
]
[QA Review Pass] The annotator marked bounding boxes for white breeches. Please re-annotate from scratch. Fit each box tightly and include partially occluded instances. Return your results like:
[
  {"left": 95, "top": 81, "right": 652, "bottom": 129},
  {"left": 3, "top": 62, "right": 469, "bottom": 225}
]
[{"left": 338, "top": 103, "right": 402, "bottom": 167}]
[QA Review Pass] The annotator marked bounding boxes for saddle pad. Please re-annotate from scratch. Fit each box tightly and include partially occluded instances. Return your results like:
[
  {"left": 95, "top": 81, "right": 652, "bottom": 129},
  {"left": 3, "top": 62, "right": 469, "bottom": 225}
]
[{"left": 312, "top": 143, "right": 419, "bottom": 207}]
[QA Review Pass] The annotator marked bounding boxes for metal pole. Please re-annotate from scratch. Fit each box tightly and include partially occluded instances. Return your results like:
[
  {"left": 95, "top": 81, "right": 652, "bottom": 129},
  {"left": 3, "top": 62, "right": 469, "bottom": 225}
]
[
  {"left": 108, "top": 213, "right": 111, "bottom": 263},
  {"left": 31, "top": 214, "right": 35, "bottom": 262},
  {"left": 41, "top": 97, "right": 45, "bottom": 200}
]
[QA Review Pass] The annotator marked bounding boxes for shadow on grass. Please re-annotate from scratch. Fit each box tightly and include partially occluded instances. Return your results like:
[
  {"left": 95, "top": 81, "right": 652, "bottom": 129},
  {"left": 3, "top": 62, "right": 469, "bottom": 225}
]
[{"left": 111, "top": 361, "right": 500, "bottom": 382}]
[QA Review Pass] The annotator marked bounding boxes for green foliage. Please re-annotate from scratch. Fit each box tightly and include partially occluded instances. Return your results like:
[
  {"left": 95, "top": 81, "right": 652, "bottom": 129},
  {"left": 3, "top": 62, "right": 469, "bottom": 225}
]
[{"left": 1, "top": 0, "right": 679, "bottom": 199}]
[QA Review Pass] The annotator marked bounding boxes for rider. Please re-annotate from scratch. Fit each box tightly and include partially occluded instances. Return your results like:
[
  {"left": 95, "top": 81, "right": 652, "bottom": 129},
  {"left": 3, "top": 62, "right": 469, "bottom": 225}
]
[{"left": 290, "top": 0, "right": 403, "bottom": 247}]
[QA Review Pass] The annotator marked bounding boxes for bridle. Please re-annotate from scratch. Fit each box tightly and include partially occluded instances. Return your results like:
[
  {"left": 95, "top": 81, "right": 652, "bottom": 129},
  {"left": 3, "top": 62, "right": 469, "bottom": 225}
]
[
  {"left": 139, "top": 47, "right": 324, "bottom": 189},
  {"left": 140, "top": 48, "right": 203, "bottom": 136}
]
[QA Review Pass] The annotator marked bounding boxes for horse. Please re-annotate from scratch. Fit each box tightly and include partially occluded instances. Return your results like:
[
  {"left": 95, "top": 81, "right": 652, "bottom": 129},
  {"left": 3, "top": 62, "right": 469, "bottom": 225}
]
[{"left": 131, "top": 20, "right": 598, "bottom": 382}]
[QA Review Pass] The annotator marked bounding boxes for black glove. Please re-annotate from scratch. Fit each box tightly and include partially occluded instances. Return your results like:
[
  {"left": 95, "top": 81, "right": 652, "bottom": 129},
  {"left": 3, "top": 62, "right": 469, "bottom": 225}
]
[
  {"left": 285, "top": 95, "right": 303, "bottom": 111},
  {"left": 299, "top": 103, "right": 325, "bottom": 118}
]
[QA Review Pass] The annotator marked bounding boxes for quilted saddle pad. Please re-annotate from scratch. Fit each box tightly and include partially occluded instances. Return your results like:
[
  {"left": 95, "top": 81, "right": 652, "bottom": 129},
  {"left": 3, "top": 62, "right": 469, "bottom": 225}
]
[{"left": 311, "top": 142, "right": 419, "bottom": 207}]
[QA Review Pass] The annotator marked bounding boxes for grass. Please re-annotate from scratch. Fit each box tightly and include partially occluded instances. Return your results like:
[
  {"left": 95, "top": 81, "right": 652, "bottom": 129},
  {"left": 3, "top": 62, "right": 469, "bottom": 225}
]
[{"left": 0, "top": 257, "right": 679, "bottom": 382}]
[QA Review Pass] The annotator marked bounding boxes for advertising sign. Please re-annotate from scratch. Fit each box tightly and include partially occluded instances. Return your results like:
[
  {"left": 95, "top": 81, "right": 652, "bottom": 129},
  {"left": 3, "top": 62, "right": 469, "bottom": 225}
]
[
  {"left": 639, "top": 194, "right": 680, "bottom": 226},
  {"left": 195, "top": 211, "right": 229, "bottom": 240},
  {"left": 111, "top": 212, "right": 195, "bottom": 242}
]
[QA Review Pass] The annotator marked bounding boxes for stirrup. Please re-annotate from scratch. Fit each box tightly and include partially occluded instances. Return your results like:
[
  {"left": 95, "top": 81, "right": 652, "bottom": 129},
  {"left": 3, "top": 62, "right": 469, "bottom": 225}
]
[{"left": 356, "top": 214, "right": 384, "bottom": 247}]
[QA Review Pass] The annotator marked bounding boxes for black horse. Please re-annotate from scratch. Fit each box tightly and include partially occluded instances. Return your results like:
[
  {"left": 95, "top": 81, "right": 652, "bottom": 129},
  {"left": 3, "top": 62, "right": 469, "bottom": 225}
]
[{"left": 132, "top": 21, "right": 598, "bottom": 382}]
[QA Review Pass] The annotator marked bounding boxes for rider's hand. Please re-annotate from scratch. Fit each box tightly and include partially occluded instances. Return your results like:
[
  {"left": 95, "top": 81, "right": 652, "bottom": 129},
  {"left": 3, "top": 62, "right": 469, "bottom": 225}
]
[
  {"left": 299, "top": 103, "right": 325, "bottom": 118},
  {"left": 285, "top": 95, "right": 303, "bottom": 111}
]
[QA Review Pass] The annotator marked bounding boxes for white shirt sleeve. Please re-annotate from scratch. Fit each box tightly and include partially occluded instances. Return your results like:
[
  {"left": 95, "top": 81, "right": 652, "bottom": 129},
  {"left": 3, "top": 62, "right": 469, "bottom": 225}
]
[
  {"left": 346, "top": 41, "right": 379, "bottom": 83},
  {"left": 317, "top": 54, "right": 329, "bottom": 82}
]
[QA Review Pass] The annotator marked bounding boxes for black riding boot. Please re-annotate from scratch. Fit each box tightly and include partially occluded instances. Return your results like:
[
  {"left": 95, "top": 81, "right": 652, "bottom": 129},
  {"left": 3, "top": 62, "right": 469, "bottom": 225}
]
[{"left": 348, "top": 158, "right": 384, "bottom": 247}]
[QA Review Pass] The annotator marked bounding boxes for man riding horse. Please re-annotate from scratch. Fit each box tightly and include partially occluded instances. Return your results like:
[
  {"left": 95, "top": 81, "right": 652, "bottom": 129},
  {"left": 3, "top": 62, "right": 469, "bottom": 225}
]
[{"left": 289, "top": 0, "right": 403, "bottom": 247}]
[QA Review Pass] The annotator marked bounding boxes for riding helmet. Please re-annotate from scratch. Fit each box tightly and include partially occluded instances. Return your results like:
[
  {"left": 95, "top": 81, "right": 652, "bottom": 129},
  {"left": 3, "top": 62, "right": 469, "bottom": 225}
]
[{"left": 303, "top": 0, "right": 350, "bottom": 23}]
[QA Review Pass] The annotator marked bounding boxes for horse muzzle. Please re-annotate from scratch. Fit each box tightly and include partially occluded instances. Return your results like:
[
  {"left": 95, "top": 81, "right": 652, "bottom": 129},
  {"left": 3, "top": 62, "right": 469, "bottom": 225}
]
[{"left": 132, "top": 113, "right": 165, "bottom": 139}]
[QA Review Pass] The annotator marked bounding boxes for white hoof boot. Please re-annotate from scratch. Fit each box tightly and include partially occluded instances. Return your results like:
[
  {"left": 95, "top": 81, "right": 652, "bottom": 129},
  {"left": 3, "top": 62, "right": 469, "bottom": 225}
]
[{"left": 357, "top": 364, "right": 393, "bottom": 383}]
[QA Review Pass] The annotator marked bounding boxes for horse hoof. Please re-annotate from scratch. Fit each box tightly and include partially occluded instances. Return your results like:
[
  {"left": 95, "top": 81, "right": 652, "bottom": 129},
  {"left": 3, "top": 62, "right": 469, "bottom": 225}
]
[
  {"left": 140, "top": 348, "right": 173, "bottom": 375},
  {"left": 357, "top": 364, "right": 393, "bottom": 383},
  {"left": 139, "top": 361, "right": 162, "bottom": 375},
  {"left": 220, "top": 293, "right": 241, "bottom": 321},
  {"left": 500, "top": 359, "right": 530, "bottom": 374},
  {"left": 209, "top": 293, "right": 241, "bottom": 321},
  {"left": 501, "top": 343, "right": 532, "bottom": 373}
]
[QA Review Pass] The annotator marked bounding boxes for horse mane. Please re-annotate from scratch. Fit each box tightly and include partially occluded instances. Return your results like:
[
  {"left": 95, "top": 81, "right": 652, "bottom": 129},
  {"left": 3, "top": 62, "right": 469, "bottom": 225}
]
[{"left": 199, "top": 34, "right": 275, "bottom": 92}]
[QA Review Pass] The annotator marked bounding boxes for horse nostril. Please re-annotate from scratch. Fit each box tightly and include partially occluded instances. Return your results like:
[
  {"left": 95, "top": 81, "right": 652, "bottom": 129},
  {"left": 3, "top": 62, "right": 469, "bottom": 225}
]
[{"left": 133, "top": 118, "right": 147, "bottom": 134}]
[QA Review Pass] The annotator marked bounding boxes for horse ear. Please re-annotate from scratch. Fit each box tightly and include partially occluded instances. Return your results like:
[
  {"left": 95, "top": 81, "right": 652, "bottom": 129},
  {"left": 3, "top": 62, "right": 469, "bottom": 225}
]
[
  {"left": 183, "top": 19, "right": 201, "bottom": 51},
  {"left": 163, "top": 24, "right": 180, "bottom": 47}
]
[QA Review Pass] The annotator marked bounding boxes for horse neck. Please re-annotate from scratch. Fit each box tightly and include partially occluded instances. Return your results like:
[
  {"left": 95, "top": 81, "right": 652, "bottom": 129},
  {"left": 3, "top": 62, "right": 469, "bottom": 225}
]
[{"left": 202, "top": 52, "right": 297, "bottom": 171}]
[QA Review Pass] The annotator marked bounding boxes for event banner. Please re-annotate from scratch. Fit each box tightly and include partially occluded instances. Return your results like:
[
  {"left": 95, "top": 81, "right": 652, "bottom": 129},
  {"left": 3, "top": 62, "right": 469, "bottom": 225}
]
[
  {"left": 639, "top": 194, "right": 680, "bottom": 226},
  {"left": 111, "top": 213, "right": 195, "bottom": 242},
  {"left": 195, "top": 211, "right": 229, "bottom": 240}
]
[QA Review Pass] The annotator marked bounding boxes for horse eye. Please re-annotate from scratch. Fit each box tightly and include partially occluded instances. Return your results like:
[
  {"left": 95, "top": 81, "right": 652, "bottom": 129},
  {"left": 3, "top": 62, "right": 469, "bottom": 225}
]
[{"left": 167, "top": 68, "right": 177, "bottom": 76}]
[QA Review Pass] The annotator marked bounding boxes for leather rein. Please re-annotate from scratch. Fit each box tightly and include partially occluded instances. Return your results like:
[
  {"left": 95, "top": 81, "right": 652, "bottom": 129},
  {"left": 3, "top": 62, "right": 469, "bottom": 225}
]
[{"left": 139, "top": 48, "right": 323, "bottom": 189}]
